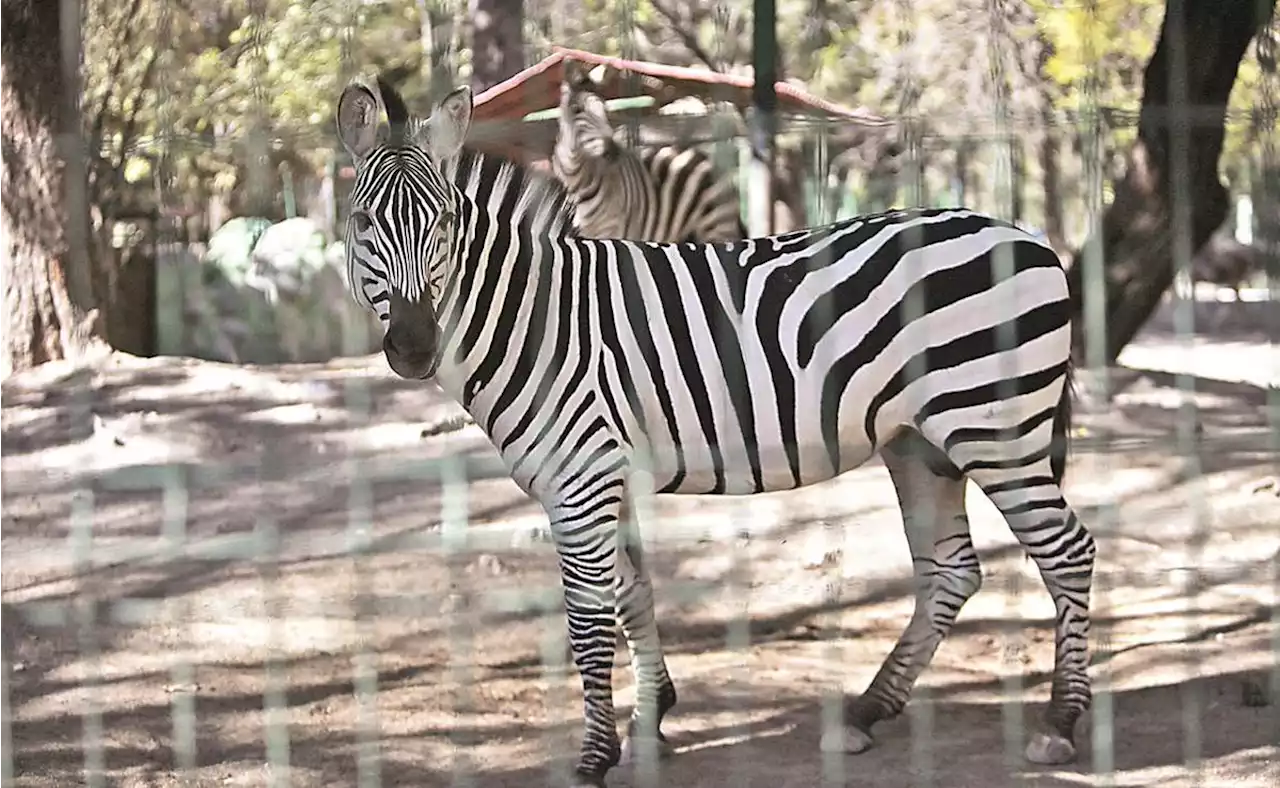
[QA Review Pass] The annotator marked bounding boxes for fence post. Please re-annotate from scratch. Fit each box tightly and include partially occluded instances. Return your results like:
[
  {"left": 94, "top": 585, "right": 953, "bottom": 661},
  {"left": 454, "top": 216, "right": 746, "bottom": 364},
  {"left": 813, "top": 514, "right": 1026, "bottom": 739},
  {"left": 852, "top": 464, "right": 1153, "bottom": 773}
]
[{"left": 748, "top": 0, "right": 777, "bottom": 237}]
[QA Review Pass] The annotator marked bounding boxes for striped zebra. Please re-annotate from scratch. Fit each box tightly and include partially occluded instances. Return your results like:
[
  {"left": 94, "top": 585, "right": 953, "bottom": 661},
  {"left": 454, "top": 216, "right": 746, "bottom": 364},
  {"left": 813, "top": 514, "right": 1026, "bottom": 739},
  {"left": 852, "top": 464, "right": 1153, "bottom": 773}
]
[
  {"left": 551, "top": 61, "right": 748, "bottom": 243},
  {"left": 336, "top": 77, "right": 1095, "bottom": 787}
]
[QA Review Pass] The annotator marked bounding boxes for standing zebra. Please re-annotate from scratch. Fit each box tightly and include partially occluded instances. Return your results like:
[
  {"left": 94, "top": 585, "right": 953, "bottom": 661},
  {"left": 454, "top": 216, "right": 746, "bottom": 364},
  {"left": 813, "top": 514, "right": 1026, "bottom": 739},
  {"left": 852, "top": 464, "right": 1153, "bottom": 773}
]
[
  {"left": 552, "top": 60, "right": 748, "bottom": 243},
  {"left": 337, "top": 77, "right": 1095, "bottom": 787}
]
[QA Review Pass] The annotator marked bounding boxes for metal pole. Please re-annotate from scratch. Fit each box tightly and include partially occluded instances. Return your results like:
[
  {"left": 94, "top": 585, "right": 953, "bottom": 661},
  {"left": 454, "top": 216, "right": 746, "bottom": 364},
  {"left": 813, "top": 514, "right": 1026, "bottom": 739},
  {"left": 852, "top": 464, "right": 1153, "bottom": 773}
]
[{"left": 749, "top": 0, "right": 777, "bottom": 237}]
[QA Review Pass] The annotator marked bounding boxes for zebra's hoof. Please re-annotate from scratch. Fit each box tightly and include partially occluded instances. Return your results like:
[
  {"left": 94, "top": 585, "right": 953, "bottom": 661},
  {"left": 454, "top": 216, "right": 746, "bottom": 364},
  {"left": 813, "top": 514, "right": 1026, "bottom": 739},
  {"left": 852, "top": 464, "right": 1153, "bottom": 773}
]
[
  {"left": 819, "top": 725, "right": 874, "bottom": 754},
  {"left": 569, "top": 770, "right": 607, "bottom": 788},
  {"left": 1024, "top": 732, "right": 1077, "bottom": 765},
  {"left": 619, "top": 733, "right": 674, "bottom": 766}
]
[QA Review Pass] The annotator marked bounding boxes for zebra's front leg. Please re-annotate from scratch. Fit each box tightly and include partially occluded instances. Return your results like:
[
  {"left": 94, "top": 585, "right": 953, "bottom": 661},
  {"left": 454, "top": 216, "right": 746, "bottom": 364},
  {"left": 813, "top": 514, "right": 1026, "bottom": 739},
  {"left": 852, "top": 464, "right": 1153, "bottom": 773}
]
[
  {"left": 549, "top": 493, "right": 626, "bottom": 787},
  {"left": 615, "top": 492, "right": 677, "bottom": 768},
  {"left": 824, "top": 436, "right": 979, "bottom": 755}
]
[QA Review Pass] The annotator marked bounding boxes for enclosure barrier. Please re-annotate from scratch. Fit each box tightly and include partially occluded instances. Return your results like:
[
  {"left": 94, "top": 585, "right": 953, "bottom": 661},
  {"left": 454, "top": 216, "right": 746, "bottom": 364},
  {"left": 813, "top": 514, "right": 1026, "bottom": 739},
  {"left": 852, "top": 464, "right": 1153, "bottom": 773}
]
[{"left": 4, "top": 0, "right": 1280, "bottom": 786}]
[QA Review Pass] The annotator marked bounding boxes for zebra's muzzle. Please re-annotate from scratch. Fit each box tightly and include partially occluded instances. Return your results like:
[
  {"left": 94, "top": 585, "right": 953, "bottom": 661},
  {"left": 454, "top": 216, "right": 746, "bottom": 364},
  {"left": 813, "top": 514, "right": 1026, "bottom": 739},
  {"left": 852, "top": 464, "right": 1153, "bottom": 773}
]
[
  {"left": 383, "top": 290, "right": 440, "bottom": 380},
  {"left": 383, "top": 333, "right": 438, "bottom": 379}
]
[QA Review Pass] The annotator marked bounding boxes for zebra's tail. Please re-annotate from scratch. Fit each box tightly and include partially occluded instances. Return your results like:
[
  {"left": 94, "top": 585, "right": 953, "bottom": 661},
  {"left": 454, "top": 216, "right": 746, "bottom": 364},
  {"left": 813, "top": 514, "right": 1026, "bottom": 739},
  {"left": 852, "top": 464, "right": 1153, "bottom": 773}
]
[{"left": 1049, "top": 358, "right": 1076, "bottom": 487}]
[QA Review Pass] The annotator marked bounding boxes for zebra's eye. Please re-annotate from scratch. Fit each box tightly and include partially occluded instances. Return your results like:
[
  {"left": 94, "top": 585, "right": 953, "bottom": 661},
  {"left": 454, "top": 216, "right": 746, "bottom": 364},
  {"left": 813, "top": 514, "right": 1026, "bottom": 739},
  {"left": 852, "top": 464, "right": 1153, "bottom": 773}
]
[{"left": 351, "top": 211, "right": 372, "bottom": 232}]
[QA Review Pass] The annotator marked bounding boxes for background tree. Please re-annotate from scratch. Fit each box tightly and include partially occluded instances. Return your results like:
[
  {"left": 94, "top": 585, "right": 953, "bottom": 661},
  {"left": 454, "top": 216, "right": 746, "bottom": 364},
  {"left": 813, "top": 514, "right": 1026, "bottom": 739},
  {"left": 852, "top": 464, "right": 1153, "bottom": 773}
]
[
  {"left": 2, "top": 0, "right": 107, "bottom": 376},
  {"left": 4, "top": 0, "right": 1273, "bottom": 376},
  {"left": 470, "top": 0, "right": 525, "bottom": 93},
  {"left": 1063, "top": 0, "right": 1276, "bottom": 363}
]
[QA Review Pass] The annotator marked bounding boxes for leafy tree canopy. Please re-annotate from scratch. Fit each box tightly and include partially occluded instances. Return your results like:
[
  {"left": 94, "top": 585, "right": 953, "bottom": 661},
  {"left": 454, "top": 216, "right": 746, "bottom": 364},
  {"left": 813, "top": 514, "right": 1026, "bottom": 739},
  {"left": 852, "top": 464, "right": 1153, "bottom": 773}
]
[{"left": 82, "top": 0, "right": 1275, "bottom": 231}]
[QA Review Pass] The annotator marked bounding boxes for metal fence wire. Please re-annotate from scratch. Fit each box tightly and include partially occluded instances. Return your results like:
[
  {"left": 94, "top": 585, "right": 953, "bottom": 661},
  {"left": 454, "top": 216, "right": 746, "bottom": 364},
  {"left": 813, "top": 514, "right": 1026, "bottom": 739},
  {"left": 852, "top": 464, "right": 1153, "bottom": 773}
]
[{"left": 2, "top": 1, "right": 1279, "bottom": 787}]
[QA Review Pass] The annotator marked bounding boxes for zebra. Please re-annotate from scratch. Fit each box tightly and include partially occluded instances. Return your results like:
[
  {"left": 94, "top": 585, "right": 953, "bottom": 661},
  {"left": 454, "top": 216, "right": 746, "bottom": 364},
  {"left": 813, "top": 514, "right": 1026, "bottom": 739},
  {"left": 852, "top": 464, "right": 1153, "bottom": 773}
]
[
  {"left": 551, "top": 60, "right": 748, "bottom": 243},
  {"left": 336, "top": 76, "right": 1096, "bottom": 787}
]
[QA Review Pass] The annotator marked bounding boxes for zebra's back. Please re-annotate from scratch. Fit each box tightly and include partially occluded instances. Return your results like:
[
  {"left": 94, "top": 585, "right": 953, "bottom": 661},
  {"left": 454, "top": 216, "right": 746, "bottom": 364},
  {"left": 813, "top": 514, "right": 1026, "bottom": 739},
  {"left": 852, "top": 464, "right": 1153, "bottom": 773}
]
[
  {"left": 633, "top": 145, "right": 747, "bottom": 242},
  {"left": 557, "top": 142, "right": 746, "bottom": 244},
  {"left": 585, "top": 208, "right": 1072, "bottom": 496}
]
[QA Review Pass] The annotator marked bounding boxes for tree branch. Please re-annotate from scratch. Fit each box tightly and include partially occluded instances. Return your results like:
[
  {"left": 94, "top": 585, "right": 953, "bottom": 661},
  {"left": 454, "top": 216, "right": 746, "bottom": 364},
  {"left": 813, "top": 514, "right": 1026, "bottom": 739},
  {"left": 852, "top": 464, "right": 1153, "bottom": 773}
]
[
  {"left": 88, "top": 0, "right": 147, "bottom": 191},
  {"left": 646, "top": 0, "right": 721, "bottom": 72},
  {"left": 115, "top": 46, "right": 160, "bottom": 176}
]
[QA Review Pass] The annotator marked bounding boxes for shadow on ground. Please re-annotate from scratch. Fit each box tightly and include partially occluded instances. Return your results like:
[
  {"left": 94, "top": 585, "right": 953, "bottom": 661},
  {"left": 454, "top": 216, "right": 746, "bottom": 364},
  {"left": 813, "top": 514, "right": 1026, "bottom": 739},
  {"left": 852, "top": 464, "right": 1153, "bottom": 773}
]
[
  {"left": 6, "top": 625, "right": 1276, "bottom": 787},
  {"left": 4, "top": 345, "right": 1278, "bottom": 787}
]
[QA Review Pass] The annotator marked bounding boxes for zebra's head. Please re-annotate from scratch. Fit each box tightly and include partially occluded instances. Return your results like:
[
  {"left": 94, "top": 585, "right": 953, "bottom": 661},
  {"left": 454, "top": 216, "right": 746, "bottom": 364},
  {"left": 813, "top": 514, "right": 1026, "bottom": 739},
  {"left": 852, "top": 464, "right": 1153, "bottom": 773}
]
[
  {"left": 335, "top": 77, "right": 472, "bottom": 380},
  {"left": 557, "top": 60, "right": 619, "bottom": 162}
]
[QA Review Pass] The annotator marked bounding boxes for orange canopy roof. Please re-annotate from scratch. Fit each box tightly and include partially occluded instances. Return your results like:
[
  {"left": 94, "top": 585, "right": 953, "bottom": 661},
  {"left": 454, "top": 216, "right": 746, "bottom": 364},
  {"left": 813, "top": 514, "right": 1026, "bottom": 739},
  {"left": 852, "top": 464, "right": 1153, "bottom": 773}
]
[{"left": 465, "top": 47, "right": 888, "bottom": 163}]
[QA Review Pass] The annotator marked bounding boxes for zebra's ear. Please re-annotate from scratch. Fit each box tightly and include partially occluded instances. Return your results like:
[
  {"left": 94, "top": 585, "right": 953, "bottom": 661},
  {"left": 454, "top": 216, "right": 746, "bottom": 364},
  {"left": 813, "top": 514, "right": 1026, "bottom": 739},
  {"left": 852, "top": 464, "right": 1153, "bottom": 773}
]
[
  {"left": 336, "top": 82, "right": 385, "bottom": 160},
  {"left": 580, "top": 91, "right": 609, "bottom": 121},
  {"left": 426, "top": 86, "right": 472, "bottom": 161}
]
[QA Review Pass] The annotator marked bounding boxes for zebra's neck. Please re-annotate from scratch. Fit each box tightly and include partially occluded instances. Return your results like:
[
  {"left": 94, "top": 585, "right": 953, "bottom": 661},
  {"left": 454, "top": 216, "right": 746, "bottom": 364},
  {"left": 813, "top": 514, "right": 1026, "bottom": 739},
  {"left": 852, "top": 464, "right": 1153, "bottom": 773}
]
[
  {"left": 556, "top": 154, "right": 635, "bottom": 238},
  {"left": 432, "top": 148, "right": 587, "bottom": 423},
  {"left": 446, "top": 147, "right": 578, "bottom": 224}
]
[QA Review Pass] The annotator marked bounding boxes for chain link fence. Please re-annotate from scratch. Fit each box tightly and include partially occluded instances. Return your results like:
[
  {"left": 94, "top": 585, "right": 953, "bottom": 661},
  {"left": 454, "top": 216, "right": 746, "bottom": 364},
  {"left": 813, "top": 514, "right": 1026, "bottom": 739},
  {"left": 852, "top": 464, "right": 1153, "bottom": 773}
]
[{"left": 4, "top": 1, "right": 1280, "bottom": 787}]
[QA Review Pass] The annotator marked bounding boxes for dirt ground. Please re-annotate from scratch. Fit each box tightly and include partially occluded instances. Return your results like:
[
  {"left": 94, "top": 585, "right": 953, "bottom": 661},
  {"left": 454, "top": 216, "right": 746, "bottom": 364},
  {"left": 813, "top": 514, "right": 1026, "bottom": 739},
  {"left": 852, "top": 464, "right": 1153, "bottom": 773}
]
[{"left": 3, "top": 300, "right": 1278, "bottom": 787}]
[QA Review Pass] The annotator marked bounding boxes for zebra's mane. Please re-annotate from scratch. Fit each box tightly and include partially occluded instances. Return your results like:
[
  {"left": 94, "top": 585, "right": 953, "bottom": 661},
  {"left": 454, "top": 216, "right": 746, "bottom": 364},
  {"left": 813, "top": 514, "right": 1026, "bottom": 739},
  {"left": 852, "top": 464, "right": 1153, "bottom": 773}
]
[{"left": 447, "top": 146, "right": 581, "bottom": 240}]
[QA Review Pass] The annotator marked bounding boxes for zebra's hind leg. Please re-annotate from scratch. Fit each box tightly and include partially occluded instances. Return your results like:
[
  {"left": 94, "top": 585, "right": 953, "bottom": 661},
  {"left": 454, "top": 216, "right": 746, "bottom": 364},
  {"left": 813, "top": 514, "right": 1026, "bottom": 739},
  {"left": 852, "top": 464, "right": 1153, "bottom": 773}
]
[
  {"left": 930, "top": 392, "right": 1096, "bottom": 766},
  {"left": 823, "top": 431, "right": 980, "bottom": 754},
  {"left": 963, "top": 464, "right": 1095, "bottom": 765},
  {"left": 615, "top": 491, "right": 678, "bottom": 769}
]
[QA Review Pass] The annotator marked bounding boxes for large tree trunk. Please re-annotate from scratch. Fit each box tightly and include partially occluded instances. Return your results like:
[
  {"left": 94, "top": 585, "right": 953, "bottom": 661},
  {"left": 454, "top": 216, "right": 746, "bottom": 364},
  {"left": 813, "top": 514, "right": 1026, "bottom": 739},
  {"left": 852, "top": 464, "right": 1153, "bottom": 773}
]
[
  {"left": 1039, "top": 112, "right": 1065, "bottom": 252},
  {"left": 2, "top": 0, "right": 106, "bottom": 377},
  {"left": 1066, "top": 0, "right": 1275, "bottom": 364},
  {"left": 469, "top": 0, "right": 524, "bottom": 94},
  {"left": 1037, "top": 42, "right": 1067, "bottom": 253}
]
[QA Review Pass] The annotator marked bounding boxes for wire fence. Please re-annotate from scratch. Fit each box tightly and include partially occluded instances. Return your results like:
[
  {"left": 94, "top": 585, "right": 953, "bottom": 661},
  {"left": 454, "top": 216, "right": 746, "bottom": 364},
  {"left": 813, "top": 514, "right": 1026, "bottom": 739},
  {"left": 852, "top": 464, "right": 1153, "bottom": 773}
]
[
  {"left": 3, "top": 2, "right": 1280, "bottom": 788},
  {"left": 4, "top": 418, "right": 1279, "bottom": 786}
]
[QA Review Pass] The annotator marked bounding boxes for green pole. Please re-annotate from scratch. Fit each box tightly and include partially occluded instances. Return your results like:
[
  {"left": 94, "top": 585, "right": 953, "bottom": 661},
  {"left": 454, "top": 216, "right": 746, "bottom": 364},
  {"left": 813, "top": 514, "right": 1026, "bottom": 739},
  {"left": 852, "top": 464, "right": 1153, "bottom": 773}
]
[{"left": 749, "top": 0, "right": 777, "bottom": 236}]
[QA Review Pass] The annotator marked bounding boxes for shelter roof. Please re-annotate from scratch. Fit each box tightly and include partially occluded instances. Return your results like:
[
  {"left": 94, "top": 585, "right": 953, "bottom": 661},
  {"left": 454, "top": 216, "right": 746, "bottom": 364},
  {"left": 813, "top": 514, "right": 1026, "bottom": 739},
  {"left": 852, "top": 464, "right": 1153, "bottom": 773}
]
[{"left": 466, "top": 47, "right": 890, "bottom": 163}]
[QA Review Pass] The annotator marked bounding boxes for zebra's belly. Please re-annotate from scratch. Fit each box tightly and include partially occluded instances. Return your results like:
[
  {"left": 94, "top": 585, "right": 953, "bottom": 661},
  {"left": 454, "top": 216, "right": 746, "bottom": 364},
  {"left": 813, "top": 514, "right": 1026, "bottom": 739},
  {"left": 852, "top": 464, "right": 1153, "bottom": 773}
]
[
  {"left": 621, "top": 421, "right": 882, "bottom": 496},
  {"left": 608, "top": 366, "right": 895, "bottom": 495}
]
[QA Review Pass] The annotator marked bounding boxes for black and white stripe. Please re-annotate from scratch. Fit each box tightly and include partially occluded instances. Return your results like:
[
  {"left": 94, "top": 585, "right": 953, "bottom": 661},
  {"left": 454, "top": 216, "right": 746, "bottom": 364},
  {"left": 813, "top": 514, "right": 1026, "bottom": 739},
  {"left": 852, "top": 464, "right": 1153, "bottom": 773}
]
[
  {"left": 551, "top": 65, "right": 747, "bottom": 243},
  {"left": 338, "top": 78, "right": 1096, "bottom": 787}
]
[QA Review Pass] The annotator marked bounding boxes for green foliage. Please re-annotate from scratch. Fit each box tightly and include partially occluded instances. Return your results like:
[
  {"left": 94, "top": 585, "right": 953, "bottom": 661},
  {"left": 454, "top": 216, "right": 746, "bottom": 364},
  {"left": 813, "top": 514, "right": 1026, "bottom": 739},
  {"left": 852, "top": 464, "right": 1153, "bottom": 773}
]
[
  {"left": 1030, "top": 0, "right": 1162, "bottom": 107},
  {"left": 1028, "top": 0, "right": 1276, "bottom": 188},
  {"left": 83, "top": 0, "right": 448, "bottom": 226},
  {"left": 82, "top": 0, "right": 1275, "bottom": 241}
]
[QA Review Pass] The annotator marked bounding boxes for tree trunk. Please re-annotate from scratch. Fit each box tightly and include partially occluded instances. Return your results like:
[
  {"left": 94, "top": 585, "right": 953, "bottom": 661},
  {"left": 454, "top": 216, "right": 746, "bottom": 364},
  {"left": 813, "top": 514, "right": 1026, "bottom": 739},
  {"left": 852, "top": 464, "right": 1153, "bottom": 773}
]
[
  {"left": 1010, "top": 138, "right": 1025, "bottom": 224},
  {"left": 1066, "top": 0, "right": 1275, "bottom": 364},
  {"left": 1036, "top": 34, "right": 1066, "bottom": 252},
  {"left": 1039, "top": 111, "right": 1065, "bottom": 252},
  {"left": 469, "top": 0, "right": 524, "bottom": 94},
  {"left": 2, "top": 0, "right": 106, "bottom": 377}
]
